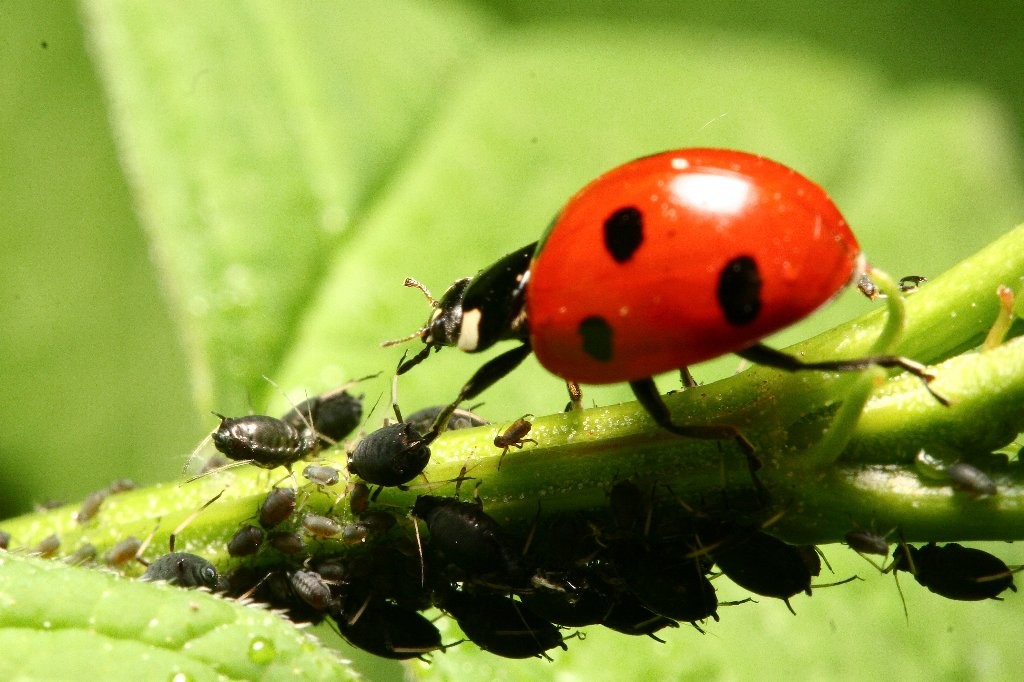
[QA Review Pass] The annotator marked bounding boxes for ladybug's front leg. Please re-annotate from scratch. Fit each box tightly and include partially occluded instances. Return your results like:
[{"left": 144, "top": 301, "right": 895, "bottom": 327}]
[{"left": 424, "top": 343, "right": 533, "bottom": 442}]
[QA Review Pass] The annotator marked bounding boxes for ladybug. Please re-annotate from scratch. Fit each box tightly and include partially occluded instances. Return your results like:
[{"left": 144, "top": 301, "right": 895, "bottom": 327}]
[{"left": 386, "top": 148, "right": 938, "bottom": 443}]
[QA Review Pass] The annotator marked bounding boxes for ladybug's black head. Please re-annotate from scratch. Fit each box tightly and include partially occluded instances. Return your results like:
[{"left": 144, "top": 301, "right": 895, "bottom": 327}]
[
  {"left": 382, "top": 277, "right": 471, "bottom": 354},
  {"left": 424, "top": 277, "right": 471, "bottom": 348}
]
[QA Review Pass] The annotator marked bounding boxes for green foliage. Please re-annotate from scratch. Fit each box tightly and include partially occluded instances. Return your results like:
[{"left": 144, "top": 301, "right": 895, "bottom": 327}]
[
  {"left": 3, "top": 1, "right": 1024, "bottom": 680},
  {"left": 0, "top": 552, "right": 358, "bottom": 680}
]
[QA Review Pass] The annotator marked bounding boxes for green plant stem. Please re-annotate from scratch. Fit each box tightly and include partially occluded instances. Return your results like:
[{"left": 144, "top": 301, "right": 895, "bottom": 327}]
[{"left": 2, "top": 225, "right": 1024, "bottom": 571}]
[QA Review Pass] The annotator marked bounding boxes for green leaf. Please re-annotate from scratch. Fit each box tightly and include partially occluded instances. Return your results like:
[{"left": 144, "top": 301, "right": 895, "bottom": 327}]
[
  {"left": 0, "top": 552, "right": 357, "bottom": 681},
  {"left": 81, "top": 0, "right": 492, "bottom": 412}
]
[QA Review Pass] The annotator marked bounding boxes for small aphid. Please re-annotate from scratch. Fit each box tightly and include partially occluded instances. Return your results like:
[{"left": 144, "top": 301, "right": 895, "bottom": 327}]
[
  {"left": 290, "top": 569, "right": 335, "bottom": 611},
  {"left": 0, "top": 530, "right": 11, "bottom": 550},
  {"left": 616, "top": 541, "right": 718, "bottom": 624},
  {"left": 75, "top": 490, "right": 108, "bottom": 525},
  {"left": 349, "top": 482, "right": 371, "bottom": 515},
  {"left": 713, "top": 531, "right": 812, "bottom": 615},
  {"left": 302, "top": 512, "right": 342, "bottom": 539},
  {"left": 340, "top": 511, "right": 397, "bottom": 545},
  {"left": 914, "top": 448, "right": 950, "bottom": 482},
  {"left": 227, "top": 525, "right": 265, "bottom": 557},
  {"left": 259, "top": 487, "right": 297, "bottom": 529},
  {"left": 493, "top": 414, "right": 537, "bottom": 469},
  {"left": 947, "top": 462, "right": 997, "bottom": 498},
  {"left": 608, "top": 480, "right": 647, "bottom": 534},
  {"left": 107, "top": 536, "right": 143, "bottom": 566},
  {"left": 303, "top": 464, "right": 341, "bottom": 488},
  {"left": 65, "top": 543, "right": 97, "bottom": 565},
  {"left": 890, "top": 542, "right": 1017, "bottom": 601},
  {"left": 359, "top": 510, "right": 397, "bottom": 535},
  {"left": 267, "top": 530, "right": 304, "bottom": 555},
  {"left": 139, "top": 491, "right": 223, "bottom": 590},
  {"left": 601, "top": 595, "right": 680, "bottom": 641},
  {"left": 521, "top": 569, "right": 612, "bottom": 628},
  {"left": 844, "top": 529, "right": 891, "bottom": 556},
  {"left": 439, "top": 589, "right": 566, "bottom": 660},
  {"left": 142, "top": 552, "right": 220, "bottom": 589},
  {"left": 212, "top": 413, "right": 319, "bottom": 471},
  {"left": 898, "top": 275, "right": 928, "bottom": 292},
  {"left": 32, "top": 534, "right": 60, "bottom": 558},
  {"left": 348, "top": 421, "right": 431, "bottom": 489},
  {"left": 404, "top": 405, "right": 489, "bottom": 435},
  {"left": 34, "top": 499, "right": 64, "bottom": 512},
  {"left": 333, "top": 598, "right": 444, "bottom": 660},
  {"left": 282, "top": 385, "right": 367, "bottom": 447},
  {"left": 342, "top": 524, "right": 370, "bottom": 544},
  {"left": 412, "top": 495, "right": 527, "bottom": 586},
  {"left": 313, "top": 559, "right": 349, "bottom": 583},
  {"left": 106, "top": 479, "right": 137, "bottom": 494}
]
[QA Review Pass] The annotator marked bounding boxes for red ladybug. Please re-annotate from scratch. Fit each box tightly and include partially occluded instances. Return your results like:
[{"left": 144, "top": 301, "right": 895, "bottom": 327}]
[{"left": 387, "top": 149, "right": 936, "bottom": 442}]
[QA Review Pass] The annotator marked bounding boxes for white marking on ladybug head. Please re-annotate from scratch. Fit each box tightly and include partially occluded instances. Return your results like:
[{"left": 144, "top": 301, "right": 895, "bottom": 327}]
[{"left": 458, "top": 309, "right": 482, "bottom": 351}]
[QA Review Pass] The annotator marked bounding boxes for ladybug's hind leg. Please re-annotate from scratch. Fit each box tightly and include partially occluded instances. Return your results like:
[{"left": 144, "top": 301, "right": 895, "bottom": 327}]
[
  {"left": 628, "top": 378, "right": 764, "bottom": 496},
  {"left": 735, "top": 344, "right": 947, "bottom": 406}
]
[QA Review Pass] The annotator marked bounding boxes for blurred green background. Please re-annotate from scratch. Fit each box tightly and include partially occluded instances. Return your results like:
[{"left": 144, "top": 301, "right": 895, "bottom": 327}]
[{"left": 2, "top": 1, "right": 1023, "bottom": 680}]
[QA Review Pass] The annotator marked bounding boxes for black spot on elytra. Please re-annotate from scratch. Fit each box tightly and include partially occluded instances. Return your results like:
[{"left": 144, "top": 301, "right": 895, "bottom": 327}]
[
  {"left": 717, "top": 256, "right": 762, "bottom": 326},
  {"left": 603, "top": 207, "right": 644, "bottom": 263},
  {"left": 578, "top": 316, "right": 614, "bottom": 362}
]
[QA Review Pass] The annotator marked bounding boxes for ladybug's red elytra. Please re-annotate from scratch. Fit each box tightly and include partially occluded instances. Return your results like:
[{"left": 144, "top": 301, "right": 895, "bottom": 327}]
[{"left": 386, "top": 148, "right": 939, "bottom": 445}]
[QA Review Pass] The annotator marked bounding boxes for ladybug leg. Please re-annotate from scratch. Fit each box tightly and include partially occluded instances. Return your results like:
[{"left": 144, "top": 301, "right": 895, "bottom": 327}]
[
  {"left": 424, "top": 343, "right": 533, "bottom": 442},
  {"left": 628, "top": 378, "right": 764, "bottom": 490},
  {"left": 736, "top": 344, "right": 949, "bottom": 406},
  {"left": 679, "top": 367, "right": 698, "bottom": 388},
  {"left": 396, "top": 345, "right": 434, "bottom": 375},
  {"left": 629, "top": 378, "right": 752, "bottom": 448},
  {"left": 566, "top": 382, "right": 583, "bottom": 410}
]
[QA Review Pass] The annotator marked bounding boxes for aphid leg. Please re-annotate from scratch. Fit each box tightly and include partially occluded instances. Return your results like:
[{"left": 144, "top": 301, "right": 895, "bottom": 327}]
[
  {"left": 181, "top": 432, "right": 214, "bottom": 476},
  {"left": 390, "top": 370, "right": 405, "bottom": 423},
  {"left": 412, "top": 511, "right": 426, "bottom": 588},
  {"left": 182, "top": 458, "right": 252, "bottom": 485},
  {"left": 133, "top": 520, "right": 163, "bottom": 568},
  {"left": 168, "top": 489, "right": 225, "bottom": 552},
  {"left": 452, "top": 463, "right": 476, "bottom": 497}
]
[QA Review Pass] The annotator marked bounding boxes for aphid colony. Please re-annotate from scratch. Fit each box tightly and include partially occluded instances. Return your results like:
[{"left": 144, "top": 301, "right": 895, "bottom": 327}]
[
  {"left": 23, "top": 371, "right": 1024, "bottom": 665},
  {"left": 189, "top": 466, "right": 1024, "bottom": 661},
  {"left": 1, "top": 353, "right": 1019, "bottom": 662}
]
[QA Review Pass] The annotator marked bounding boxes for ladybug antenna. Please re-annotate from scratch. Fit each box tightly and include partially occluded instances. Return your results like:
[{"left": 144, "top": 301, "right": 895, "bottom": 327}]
[
  {"left": 380, "top": 278, "right": 437, "bottom": 347},
  {"left": 381, "top": 326, "right": 429, "bottom": 348},
  {"left": 403, "top": 277, "right": 439, "bottom": 306}
]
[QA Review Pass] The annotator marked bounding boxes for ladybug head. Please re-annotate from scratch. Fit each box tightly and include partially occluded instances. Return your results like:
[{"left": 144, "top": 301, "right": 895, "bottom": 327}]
[{"left": 382, "top": 276, "right": 472, "bottom": 376}]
